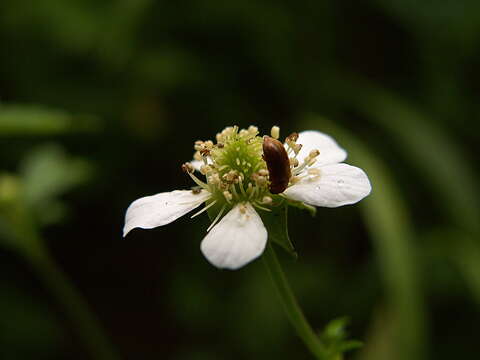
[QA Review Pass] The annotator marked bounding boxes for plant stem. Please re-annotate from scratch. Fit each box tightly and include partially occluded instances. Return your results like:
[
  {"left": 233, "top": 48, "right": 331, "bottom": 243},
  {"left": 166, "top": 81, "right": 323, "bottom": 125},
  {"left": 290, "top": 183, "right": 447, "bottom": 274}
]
[
  {"left": 263, "top": 242, "right": 329, "bottom": 360},
  {"left": 26, "top": 240, "right": 121, "bottom": 360}
]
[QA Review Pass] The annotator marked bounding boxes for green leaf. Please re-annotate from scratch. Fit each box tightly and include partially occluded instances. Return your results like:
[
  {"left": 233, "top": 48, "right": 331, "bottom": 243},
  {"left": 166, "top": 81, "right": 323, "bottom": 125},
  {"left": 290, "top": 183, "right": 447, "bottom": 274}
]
[
  {"left": 319, "top": 316, "right": 363, "bottom": 356},
  {"left": 322, "top": 317, "right": 350, "bottom": 341},
  {"left": 260, "top": 204, "right": 297, "bottom": 259},
  {"left": 302, "top": 116, "right": 427, "bottom": 360},
  {"left": 0, "top": 185, "right": 42, "bottom": 254},
  {"left": 20, "top": 144, "right": 93, "bottom": 224},
  {"left": 0, "top": 104, "right": 99, "bottom": 135}
]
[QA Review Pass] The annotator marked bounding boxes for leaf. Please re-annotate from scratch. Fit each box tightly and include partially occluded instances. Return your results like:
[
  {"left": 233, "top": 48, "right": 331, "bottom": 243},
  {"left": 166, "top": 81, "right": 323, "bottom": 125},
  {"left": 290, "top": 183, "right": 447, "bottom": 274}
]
[
  {"left": 0, "top": 104, "right": 99, "bottom": 135},
  {"left": 321, "top": 317, "right": 350, "bottom": 341},
  {"left": 0, "top": 183, "right": 41, "bottom": 253},
  {"left": 260, "top": 204, "right": 297, "bottom": 259},
  {"left": 322, "top": 74, "right": 480, "bottom": 312},
  {"left": 302, "top": 116, "right": 427, "bottom": 360},
  {"left": 319, "top": 316, "right": 363, "bottom": 356},
  {"left": 20, "top": 144, "right": 93, "bottom": 224},
  {"left": 321, "top": 73, "right": 480, "bottom": 233}
]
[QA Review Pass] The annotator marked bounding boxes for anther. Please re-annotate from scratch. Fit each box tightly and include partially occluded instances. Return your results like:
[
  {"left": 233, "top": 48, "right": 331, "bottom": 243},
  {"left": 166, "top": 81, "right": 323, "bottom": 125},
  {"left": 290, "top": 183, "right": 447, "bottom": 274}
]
[
  {"left": 286, "top": 132, "right": 299, "bottom": 143},
  {"left": 204, "top": 140, "right": 214, "bottom": 149},
  {"left": 200, "top": 165, "right": 212, "bottom": 175},
  {"left": 292, "top": 143, "right": 303, "bottom": 154},
  {"left": 262, "top": 196, "right": 273, "bottom": 205},
  {"left": 271, "top": 126, "right": 280, "bottom": 139},
  {"left": 223, "top": 191, "right": 233, "bottom": 202},
  {"left": 181, "top": 162, "right": 194, "bottom": 173},
  {"left": 248, "top": 125, "right": 258, "bottom": 135},
  {"left": 200, "top": 148, "right": 211, "bottom": 156},
  {"left": 239, "top": 129, "right": 249, "bottom": 137},
  {"left": 193, "top": 151, "right": 202, "bottom": 161},
  {"left": 309, "top": 149, "right": 320, "bottom": 158},
  {"left": 290, "top": 176, "right": 301, "bottom": 184},
  {"left": 191, "top": 186, "right": 202, "bottom": 194}
]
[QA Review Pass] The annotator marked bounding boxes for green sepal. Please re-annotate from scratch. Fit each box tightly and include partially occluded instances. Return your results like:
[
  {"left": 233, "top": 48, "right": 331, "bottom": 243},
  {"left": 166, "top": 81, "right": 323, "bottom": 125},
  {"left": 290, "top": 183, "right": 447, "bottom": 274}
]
[
  {"left": 319, "top": 316, "right": 363, "bottom": 356},
  {"left": 286, "top": 199, "right": 316, "bottom": 217},
  {"left": 259, "top": 204, "right": 297, "bottom": 259}
]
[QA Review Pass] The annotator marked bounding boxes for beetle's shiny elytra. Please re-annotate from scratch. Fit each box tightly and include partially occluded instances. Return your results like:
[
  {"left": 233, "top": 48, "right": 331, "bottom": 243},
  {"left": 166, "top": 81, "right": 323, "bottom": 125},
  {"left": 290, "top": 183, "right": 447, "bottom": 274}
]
[{"left": 262, "top": 136, "right": 291, "bottom": 194}]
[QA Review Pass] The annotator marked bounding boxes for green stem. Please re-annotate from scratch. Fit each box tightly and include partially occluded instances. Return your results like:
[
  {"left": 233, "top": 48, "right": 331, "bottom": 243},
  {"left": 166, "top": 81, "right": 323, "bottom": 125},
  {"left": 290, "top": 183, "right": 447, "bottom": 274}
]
[
  {"left": 25, "top": 240, "right": 121, "bottom": 360},
  {"left": 263, "top": 242, "right": 329, "bottom": 360}
]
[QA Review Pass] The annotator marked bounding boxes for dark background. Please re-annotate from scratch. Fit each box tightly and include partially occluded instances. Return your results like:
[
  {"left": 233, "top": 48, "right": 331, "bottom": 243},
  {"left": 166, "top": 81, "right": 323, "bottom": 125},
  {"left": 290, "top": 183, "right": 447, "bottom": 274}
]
[{"left": 1, "top": 1, "right": 479, "bottom": 359}]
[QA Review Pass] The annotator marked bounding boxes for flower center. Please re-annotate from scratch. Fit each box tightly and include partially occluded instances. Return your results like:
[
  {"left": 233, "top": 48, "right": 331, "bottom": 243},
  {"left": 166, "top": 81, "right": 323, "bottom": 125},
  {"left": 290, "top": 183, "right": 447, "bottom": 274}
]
[
  {"left": 184, "top": 125, "right": 321, "bottom": 215},
  {"left": 192, "top": 126, "right": 271, "bottom": 207}
]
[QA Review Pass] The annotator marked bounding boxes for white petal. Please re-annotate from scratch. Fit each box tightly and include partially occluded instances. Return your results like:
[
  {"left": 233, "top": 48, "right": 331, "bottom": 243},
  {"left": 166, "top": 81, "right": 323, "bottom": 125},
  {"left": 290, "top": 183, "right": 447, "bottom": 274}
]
[
  {"left": 200, "top": 203, "right": 267, "bottom": 270},
  {"left": 191, "top": 160, "right": 203, "bottom": 171},
  {"left": 294, "top": 130, "right": 347, "bottom": 166},
  {"left": 191, "top": 158, "right": 213, "bottom": 172},
  {"left": 284, "top": 163, "right": 371, "bottom": 207},
  {"left": 123, "top": 189, "right": 211, "bottom": 236}
]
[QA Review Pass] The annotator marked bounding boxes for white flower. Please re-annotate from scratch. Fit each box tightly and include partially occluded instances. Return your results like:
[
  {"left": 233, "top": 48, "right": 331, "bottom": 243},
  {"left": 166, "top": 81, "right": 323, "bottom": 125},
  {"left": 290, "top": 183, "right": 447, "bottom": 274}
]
[{"left": 123, "top": 126, "right": 371, "bottom": 270}]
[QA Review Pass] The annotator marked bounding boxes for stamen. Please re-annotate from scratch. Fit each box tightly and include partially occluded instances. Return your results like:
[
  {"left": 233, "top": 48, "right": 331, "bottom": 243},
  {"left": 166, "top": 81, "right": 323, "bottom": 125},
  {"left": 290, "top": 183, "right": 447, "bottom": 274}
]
[
  {"left": 253, "top": 162, "right": 263, "bottom": 171},
  {"left": 191, "top": 200, "right": 217, "bottom": 218},
  {"left": 223, "top": 190, "right": 233, "bottom": 203},
  {"left": 207, "top": 204, "right": 226, "bottom": 232},
  {"left": 291, "top": 148, "right": 320, "bottom": 175},
  {"left": 292, "top": 143, "right": 302, "bottom": 154},
  {"left": 187, "top": 172, "right": 210, "bottom": 190},
  {"left": 286, "top": 132, "right": 299, "bottom": 143},
  {"left": 262, "top": 196, "right": 273, "bottom": 205},
  {"left": 253, "top": 202, "right": 272, "bottom": 212},
  {"left": 181, "top": 162, "right": 194, "bottom": 173},
  {"left": 230, "top": 185, "right": 239, "bottom": 199},
  {"left": 187, "top": 125, "right": 292, "bottom": 212},
  {"left": 271, "top": 126, "right": 280, "bottom": 139},
  {"left": 193, "top": 151, "right": 202, "bottom": 161},
  {"left": 238, "top": 177, "right": 247, "bottom": 196},
  {"left": 246, "top": 182, "right": 253, "bottom": 195},
  {"left": 249, "top": 186, "right": 257, "bottom": 199}
]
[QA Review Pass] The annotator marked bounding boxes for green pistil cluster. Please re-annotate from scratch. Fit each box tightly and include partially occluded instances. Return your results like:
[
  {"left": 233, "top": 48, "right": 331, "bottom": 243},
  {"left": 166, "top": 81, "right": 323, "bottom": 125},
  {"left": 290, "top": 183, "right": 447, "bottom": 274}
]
[{"left": 189, "top": 126, "right": 273, "bottom": 211}]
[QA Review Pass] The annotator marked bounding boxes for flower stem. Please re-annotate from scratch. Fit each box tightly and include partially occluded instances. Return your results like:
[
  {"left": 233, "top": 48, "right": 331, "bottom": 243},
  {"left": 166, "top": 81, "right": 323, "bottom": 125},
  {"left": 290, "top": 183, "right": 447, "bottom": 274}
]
[
  {"left": 25, "top": 239, "right": 121, "bottom": 360},
  {"left": 263, "top": 242, "right": 329, "bottom": 360}
]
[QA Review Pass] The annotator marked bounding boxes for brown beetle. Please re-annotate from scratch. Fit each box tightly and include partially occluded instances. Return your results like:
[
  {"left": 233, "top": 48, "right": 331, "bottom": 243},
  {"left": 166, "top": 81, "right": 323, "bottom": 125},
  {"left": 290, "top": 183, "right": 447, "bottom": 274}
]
[{"left": 262, "top": 136, "right": 291, "bottom": 194}]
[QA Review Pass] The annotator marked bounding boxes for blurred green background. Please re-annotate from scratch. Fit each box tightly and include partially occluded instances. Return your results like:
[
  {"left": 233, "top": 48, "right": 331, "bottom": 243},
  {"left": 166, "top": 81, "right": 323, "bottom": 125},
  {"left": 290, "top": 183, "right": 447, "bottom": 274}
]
[{"left": 1, "top": 1, "right": 479, "bottom": 359}]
